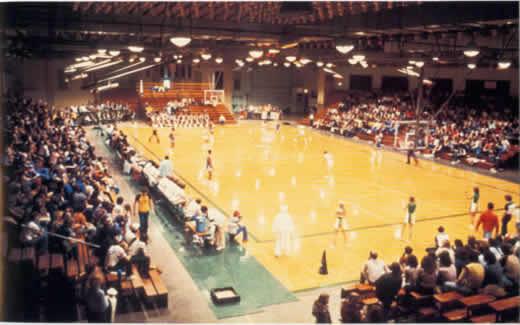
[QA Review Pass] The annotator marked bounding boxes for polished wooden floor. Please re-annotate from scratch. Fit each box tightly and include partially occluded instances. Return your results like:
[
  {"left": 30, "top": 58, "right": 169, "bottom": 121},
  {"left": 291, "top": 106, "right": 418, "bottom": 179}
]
[{"left": 118, "top": 121, "right": 519, "bottom": 291}]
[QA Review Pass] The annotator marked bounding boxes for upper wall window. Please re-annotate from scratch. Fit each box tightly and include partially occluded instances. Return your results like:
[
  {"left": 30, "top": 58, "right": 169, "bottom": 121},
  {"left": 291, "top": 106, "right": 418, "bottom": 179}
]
[
  {"left": 381, "top": 76, "right": 409, "bottom": 92},
  {"left": 350, "top": 75, "right": 372, "bottom": 91}
]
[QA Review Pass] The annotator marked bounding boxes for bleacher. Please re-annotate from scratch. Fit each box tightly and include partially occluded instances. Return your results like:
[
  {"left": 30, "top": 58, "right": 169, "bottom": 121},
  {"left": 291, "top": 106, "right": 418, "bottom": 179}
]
[
  {"left": 139, "top": 82, "right": 236, "bottom": 124},
  {"left": 340, "top": 283, "right": 519, "bottom": 323}
]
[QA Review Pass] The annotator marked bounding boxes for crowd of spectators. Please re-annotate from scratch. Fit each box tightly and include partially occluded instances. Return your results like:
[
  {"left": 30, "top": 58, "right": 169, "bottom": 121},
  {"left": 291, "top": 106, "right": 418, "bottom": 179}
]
[
  {"left": 68, "top": 101, "right": 134, "bottom": 126},
  {"left": 312, "top": 219, "right": 520, "bottom": 323},
  {"left": 311, "top": 92, "right": 518, "bottom": 168},
  {"left": 4, "top": 96, "right": 150, "bottom": 322}
]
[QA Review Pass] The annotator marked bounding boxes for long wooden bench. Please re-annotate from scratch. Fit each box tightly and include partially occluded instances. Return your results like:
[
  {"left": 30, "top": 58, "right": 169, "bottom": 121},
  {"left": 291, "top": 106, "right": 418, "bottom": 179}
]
[
  {"left": 149, "top": 269, "right": 168, "bottom": 308},
  {"left": 22, "top": 247, "right": 36, "bottom": 266},
  {"left": 434, "top": 291, "right": 463, "bottom": 311},
  {"left": 488, "top": 296, "right": 520, "bottom": 321},
  {"left": 470, "top": 313, "right": 496, "bottom": 323},
  {"left": 38, "top": 254, "right": 50, "bottom": 273},
  {"left": 50, "top": 253, "right": 64, "bottom": 272},
  {"left": 442, "top": 308, "right": 468, "bottom": 322}
]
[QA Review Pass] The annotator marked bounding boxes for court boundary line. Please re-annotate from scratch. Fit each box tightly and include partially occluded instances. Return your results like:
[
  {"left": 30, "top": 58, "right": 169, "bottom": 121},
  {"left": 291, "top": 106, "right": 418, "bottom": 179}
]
[
  {"left": 253, "top": 208, "right": 506, "bottom": 244},
  {"left": 300, "top": 123, "right": 519, "bottom": 195},
  {"left": 124, "top": 123, "right": 506, "bottom": 245}
]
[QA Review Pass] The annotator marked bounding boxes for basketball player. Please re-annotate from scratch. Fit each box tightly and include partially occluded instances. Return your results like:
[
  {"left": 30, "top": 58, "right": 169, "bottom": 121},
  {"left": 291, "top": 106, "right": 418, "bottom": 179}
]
[
  {"left": 406, "top": 139, "right": 418, "bottom": 165},
  {"left": 401, "top": 196, "right": 416, "bottom": 242},
  {"left": 168, "top": 128, "right": 175, "bottom": 150},
  {"left": 468, "top": 187, "right": 480, "bottom": 229},
  {"left": 206, "top": 149, "right": 214, "bottom": 180},
  {"left": 148, "top": 127, "right": 160, "bottom": 144},
  {"left": 333, "top": 202, "right": 349, "bottom": 246},
  {"left": 323, "top": 151, "right": 334, "bottom": 171}
]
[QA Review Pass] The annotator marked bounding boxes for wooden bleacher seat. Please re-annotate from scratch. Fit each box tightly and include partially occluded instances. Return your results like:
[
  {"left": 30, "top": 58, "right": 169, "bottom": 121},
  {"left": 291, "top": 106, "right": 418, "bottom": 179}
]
[
  {"left": 418, "top": 307, "right": 437, "bottom": 319},
  {"left": 410, "top": 291, "right": 433, "bottom": 307},
  {"left": 149, "top": 269, "right": 168, "bottom": 308},
  {"left": 434, "top": 291, "right": 463, "bottom": 311},
  {"left": 37, "top": 254, "right": 50, "bottom": 272},
  {"left": 142, "top": 276, "right": 158, "bottom": 306},
  {"left": 442, "top": 308, "right": 468, "bottom": 322},
  {"left": 66, "top": 259, "right": 79, "bottom": 278},
  {"left": 488, "top": 296, "right": 520, "bottom": 321},
  {"left": 22, "top": 246, "right": 36, "bottom": 265},
  {"left": 50, "top": 253, "right": 64, "bottom": 272},
  {"left": 7, "top": 247, "right": 22, "bottom": 263},
  {"left": 470, "top": 313, "right": 496, "bottom": 323},
  {"left": 130, "top": 265, "right": 144, "bottom": 294}
]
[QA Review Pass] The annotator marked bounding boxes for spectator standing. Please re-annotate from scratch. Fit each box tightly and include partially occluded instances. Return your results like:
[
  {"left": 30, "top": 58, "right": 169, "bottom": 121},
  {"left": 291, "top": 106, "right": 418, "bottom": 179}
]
[
  {"left": 476, "top": 202, "right": 499, "bottom": 239},
  {"left": 134, "top": 189, "right": 153, "bottom": 242},
  {"left": 312, "top": 293, "right": 331, "bottom": 323},
  {"left": 375, "top": 262, "right": 402, "bottom": 317}
]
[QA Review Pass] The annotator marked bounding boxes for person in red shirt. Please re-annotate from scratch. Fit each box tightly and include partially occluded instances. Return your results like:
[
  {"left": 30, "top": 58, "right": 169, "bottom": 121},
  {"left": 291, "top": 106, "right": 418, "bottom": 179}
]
[{"left": 476, "top": 202, "right": 499, "bottom": 239}]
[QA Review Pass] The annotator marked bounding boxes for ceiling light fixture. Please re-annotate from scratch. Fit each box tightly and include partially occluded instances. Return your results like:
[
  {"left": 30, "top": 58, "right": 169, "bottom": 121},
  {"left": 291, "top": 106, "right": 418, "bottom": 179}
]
[
  {"left": 97, "top": 82, "right": 120, "bottom": 92},
  {"left": 323, "top": 68, "right": 336, "bottom": 74},
  {"left": 154, "top": 57, "right": 162, "bottom": 63},
  {"left": 193, "top": 58, "right": 200, "bottom": 64},
  {"left": 360, "top": 61, "right": 368, "bottom": 69},
  {"left": 300, "top": 58, "right": 312, "bottom": 65},
  {"left": 348, "top": 58, "right": 357, "bottom": 65},
  {"left": 84, "top": 59, "right": 124, "bottom": 72},
  {"left": 316, "top": 61, "right": 324, "bottom": 67},
  {"left": 109, "top": 50, "right": 120, "bottom": 56},
  {"left": 215, "top": 57, "right": 223, "bottom": 64},
  {"left": 286, "top": 56, "right": 297, "bottom": 62},
  {"left": 176, "top": 59, "right": 182, "bottom": 64},
  {"left": 201, "top": 53, "right": 212, "bottom": 61},
  {"left": 268, "top": 48, "right": 280, "bottom": 54},
  {"left": 246, "top": 57, "right": 254, "bottom": 62},
  {"left": 352, "top": 54, "right": 365, "bottom": 61},
  {"left": 432, "top": 56, "right": 439, "bottom": 61},
  {"left": 415, "top": 61, "right": 425, "bottom": 68},
  {"left": 326, "top": 63, "right": 334, "bottom": 68},
  {"left": 283, "top": 62, "right": 291, "bottom": 68},
  {"left": 335, "top": 39, "right": 355, "bottom": 54},
  {"left": 249, "top": 50, "right": 264, "bottom": 59},
  {"left": 333, "top": 73, "right": 344, "bottom": 79},
  {"left": 169, "top": 36, "right": 192, "bottom": 48},
  {"left": 128, "top": 45, "right": 144, "bottom": 53},
  {"left": 97, "top": 49, "right": 107, "bottom": 54},
  {"left": 497, "top": 60, "right": 511, "bottom": 70},
  {"left": 71, "top": 73, "right": 88, "bottom": 80},
  {"left": 463, "top": 39, "right": 480, "bottom": 58},
  {"left": 467, "top": 63, "right": 476, "bottom": 69}
]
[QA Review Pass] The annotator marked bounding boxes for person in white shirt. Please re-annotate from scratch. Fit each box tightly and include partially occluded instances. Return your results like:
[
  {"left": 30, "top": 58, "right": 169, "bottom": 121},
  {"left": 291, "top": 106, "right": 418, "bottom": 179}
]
[
  {"left": 272, "top": 205, "right": 296, "bottom": 257},
  {"left": 435, "top": 226, "right": 449, "bottom": 248},
  {"left": 361, "top": 251, "right": 388, "bottom": 285},
  {"left": 184, "top": 198, "right": 202, "bottom": 221},
  {"left": 105, "top": 240, "right": 132, "bottom": 278},
  {"left": 128, "top": 234, "right": 148, "bottom": 258},
  {"left": 158, "top": 155, "right": 173, "bottom": 178}
]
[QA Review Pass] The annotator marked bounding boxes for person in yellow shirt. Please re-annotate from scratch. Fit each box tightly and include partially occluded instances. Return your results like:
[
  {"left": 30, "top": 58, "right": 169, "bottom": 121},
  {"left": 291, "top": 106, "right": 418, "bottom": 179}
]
[{"left": 134, "top": 189, "right": 154, "bottom": 241}]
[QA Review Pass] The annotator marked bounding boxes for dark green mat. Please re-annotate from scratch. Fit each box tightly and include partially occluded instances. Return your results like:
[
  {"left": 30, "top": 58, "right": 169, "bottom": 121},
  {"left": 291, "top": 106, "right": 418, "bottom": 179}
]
[{"left": 151, "top": 202, "right": 298, "bottom": 319}]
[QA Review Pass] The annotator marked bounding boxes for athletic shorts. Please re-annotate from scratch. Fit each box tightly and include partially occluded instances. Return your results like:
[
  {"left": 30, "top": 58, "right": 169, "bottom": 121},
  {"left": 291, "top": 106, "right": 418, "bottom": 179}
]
[
  {"left": 470, "top": 202, "right": 478, "bottom": 213},
  {"left": 404, "top": 212, "right": 416, "bottom": 225},
  {"left": 334, "top": 217, "right": 349, "bottom": 230}
]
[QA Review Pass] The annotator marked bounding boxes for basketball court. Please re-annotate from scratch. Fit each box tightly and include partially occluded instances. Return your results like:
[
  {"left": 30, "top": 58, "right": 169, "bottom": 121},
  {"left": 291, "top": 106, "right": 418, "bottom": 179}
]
[{"left": 116, "top": 121, "right": 519, "bottom": 292}]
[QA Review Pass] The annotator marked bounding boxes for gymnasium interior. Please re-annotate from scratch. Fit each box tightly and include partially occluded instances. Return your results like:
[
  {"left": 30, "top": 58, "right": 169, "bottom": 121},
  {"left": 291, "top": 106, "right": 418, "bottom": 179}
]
[{"left": 1, "top": 1, "right": 519, "bottom": 323}]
